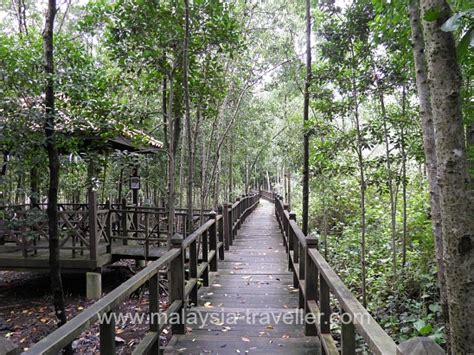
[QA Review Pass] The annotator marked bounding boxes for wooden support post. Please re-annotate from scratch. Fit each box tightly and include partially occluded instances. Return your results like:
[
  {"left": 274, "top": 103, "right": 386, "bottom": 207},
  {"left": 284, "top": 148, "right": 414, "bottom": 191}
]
[
  {"left": 100, "top": 310, "right": 115, "bottom": 354},
  {"left": 88, "top": 190, "right": 99, "bottom": 261},
  {"left": 105, "top": 200, "right": 112, "bottom": 254},
  {"left": 149, "top": 273, "right": 160, "bottom": 354},
  {"left": 298, "top": 240, "right": 306, "bottom": 309},
  {"left": 86, "top": 271, "right": 102, "bottom": 300},
  {"left": 341, "top": 312, "right": 355, "bottom": 355},
  {"left": 236, "top": 197, "right": 241, "bottom": 231},
  {"left": 169, "top": 234, "right": 185, "bottom": 334},
  {"left": 230, "top": 206, "right": 235, "bottom": 244},
  {"left": 288, "top": 212, "right": 296, "bottom": 271},
  {"left": 209, "top": 211, "right": 218, "bottom": 272},
  {"left": 202, "top": 230, "right": 209, "bottom": 286},
  {"left": 121, "top": 198, "right": 128, "bottom": 246},
  {"left": 189, "top": 239, "right": 198, "bottom": 306},
  {"left": 223, "top": 203, "right": 230, "bottom": 250},
  {"left": 144, "top": 212, "right": 150, "bottom": 260},
  {"left": 305, "top": 237, "right": 318, "bottom": 336},
  {"left": 217, "top": 205, "right": 225, "bottom": 260},
  {"left": 320, "top": 274, "right": 330, "bottom": 334}
]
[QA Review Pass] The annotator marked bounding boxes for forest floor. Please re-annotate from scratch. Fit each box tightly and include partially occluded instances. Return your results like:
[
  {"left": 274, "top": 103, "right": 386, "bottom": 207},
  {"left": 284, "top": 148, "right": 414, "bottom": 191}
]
[{"left": 0, "top": 261, "right": 172, "bottom": 354}]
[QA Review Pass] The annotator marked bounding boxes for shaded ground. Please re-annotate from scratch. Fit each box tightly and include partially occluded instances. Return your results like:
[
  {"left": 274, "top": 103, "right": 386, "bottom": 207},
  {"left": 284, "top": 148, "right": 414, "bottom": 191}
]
[{"left": 0, "top": 261, "right": 171, "bottom": 354}]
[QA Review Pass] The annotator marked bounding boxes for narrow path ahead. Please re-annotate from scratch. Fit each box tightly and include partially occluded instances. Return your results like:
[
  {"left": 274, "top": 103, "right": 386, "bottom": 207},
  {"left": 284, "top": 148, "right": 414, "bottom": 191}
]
[{"left": 165, "top": 199, "right": 320, "bottom": 354}]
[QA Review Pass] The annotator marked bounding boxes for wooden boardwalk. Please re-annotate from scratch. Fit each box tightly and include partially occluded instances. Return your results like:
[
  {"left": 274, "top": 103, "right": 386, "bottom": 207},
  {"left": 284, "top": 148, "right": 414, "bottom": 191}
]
[{"left": 165, "top": 200, "right": 320, "bottom": 354}]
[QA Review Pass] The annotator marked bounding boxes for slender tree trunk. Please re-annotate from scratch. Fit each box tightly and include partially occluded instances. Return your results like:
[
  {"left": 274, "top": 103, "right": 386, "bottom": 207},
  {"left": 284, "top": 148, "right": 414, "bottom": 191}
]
[
  {"left": 420, "top": 0, "right": 474, "bottom": 352},
  {"left": 302, "top": 0, "right": 312, "bottom": 236},
  {"left": 378, "top": 87, "right": 397, "bottom": 275},
  {"left": 43, "top": 1, "right": 71, "bottom": 352},
  {"left": 228, "top": 137, "right": 233, "bottom": 201},
  {"left": 183, "top": 0, "right": 193, "bottom": 230},
  {"left": 350, "top": 41, "right": 367, "bottom": 308},
  {"left": 162, "top": 78, "right": 169, "bottom": 151},
  {"left": 167, "top": 75, "right": 176, "bottom": 241},
  {"left": 287, "top": 171, "right": 291, "bottom": 209},
  {"left": 30, "top": 166, "right": 39, "bottom": 208},
  {"left": 401, "top": 87, "right": 408, "bottom": 268}
]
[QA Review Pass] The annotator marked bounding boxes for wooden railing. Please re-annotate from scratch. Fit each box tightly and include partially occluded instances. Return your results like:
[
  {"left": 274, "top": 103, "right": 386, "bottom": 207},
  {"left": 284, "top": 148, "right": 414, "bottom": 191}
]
[
  {"left": 270, "top": 191, "right": 444, "bottom": 354},
  {"left": 272, "top": 192, "right": 400, "bottom": 355},
  {"left": 24, "top": 193, "right": 260, "bottom": 354},
  {"left": 0, "top": 193, "right": 214, "bottom": 260}
]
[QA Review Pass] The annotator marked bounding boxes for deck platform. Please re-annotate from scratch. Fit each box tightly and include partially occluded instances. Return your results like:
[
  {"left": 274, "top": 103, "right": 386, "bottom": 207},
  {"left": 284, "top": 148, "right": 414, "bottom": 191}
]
[
  {"left": 0, "top": 241, "right": 168, "bottom": 271},
  {"left": 164, "top": 200, "right": 320, "bottom": 354}
]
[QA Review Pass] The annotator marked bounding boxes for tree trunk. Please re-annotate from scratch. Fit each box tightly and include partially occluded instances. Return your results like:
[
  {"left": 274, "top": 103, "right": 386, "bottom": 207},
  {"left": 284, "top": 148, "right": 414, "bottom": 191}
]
[
  {"left": 400, "top": 87, "right": 408, "bottom": 268},
  {"left": 167, "top": 75, "right": 177, "bottom": 241},
  {"left": 350, "top": 41, "right": 367, "bottom": 308},
  {"left": 30, "top": 166, "right": 39, "bottom": 208},
  {"left": 302, "top": 0, "right": 311, "bottom": 236},
  {"left": 408, "top": 2, "right": 450, "bottom": 347},
  {"left": 43, "top": 1, "right": 71, "bottom": 352},
  {"left": 420, "top": 0, "right": 474, "bottom": 352},
  {"left": 377, "top": 87, "right": 397, "bottom": 275},
  {"left": 183, "top": 0, "right": 193, "bottom": 231}
]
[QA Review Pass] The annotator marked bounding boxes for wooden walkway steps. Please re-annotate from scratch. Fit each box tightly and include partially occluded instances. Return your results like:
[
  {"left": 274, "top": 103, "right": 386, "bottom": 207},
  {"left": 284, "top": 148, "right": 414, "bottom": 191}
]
[{"left": 164, "top": 200, "right": 320, "bottom": 354}]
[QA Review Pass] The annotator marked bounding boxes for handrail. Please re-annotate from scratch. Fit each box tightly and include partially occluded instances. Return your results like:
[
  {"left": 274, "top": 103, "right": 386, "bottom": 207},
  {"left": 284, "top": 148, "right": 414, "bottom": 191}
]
[
  {"left": 24, "top": 192, "right": 260, "bottom": 354},
  {"left": 269, "top": 191, "right": 400, "bottom": 355}
]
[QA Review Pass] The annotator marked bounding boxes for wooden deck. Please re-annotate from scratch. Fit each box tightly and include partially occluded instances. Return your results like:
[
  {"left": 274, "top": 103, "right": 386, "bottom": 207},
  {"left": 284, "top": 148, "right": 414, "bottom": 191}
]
[
  {"left": 0, "top": 241, "right": 169, "bottom": 271},
  {"left": 164, "top": 200, "right": 320, "bottom": 354}
]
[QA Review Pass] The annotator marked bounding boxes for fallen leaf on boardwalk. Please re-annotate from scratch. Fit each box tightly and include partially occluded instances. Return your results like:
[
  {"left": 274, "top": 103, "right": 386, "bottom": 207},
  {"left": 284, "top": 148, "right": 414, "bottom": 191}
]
[
  {"left": 241, "top": 276, "right": 251, "bottom": 280},
  {"left": 204, "top": 302, "right": 213, "bottom": 308},
  {"left": 258, "top": 331, "right": 266, "bottom": 336},
  {"left": 222, "top": 326, "right": 232, "bottom": 332},
  {"left": 282, "top": 335, "right": 290, "bottom": 339},
  {"left": 40, "top": 318, "right": 48, "bottom": 323},
  {"left": 242, "top": 337, "right": 250, "bottom": 342},
  {"left": 116, "top": 328, "right": 124, "bottom": 334},
  {"left": 177, "top": 348, "right": 187, "bottom": 352},
  {"left": 212, "top": 283, "right": 222, "bottom": 287},
  {"left": 77, "top": 306, "right": 84, "bottom": 311},
  {"left": 163, "top": 329, "right": 169, "bottom": 334},
  {"left": 115, "top": 336, "right": 126, "bottom": 344},
  {"left": 236, "top": 350, "right": 241, "bottom": 353},
  {"left": 186, "top": 327, "right": 193, "bottom": 332},
  {"left": 221, "top": 344, "right": 227, "bottom": 348},
  {"left": 266, "top": 325, "right": 274, "bottom": 330},
  {"left": 211, "top": 320, "right": 224, "bottom": 326}
]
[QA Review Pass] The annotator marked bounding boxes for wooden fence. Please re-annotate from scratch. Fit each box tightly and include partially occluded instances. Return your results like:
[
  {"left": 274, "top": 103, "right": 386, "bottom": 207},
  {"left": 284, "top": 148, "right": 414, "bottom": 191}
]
[
  {"left": 24, "top": 193, "right": 259, "bottom": 354},
  {"left": 270, "top": 191, "right": 446, "bottom": 355},
  {"left": 0, "top": 192, "right": 213, "bottom": 261}
]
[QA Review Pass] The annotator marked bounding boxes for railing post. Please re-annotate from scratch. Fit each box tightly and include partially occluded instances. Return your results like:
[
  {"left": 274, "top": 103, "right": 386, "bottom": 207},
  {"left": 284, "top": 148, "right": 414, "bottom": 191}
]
[
  {"left": 170, "top": 233, "right": 185, "bottom": 334},
  {"left": 88, "top": 190, "right": 98, "bottom": 261},
  {"left": 149, "top": 272, "right": 160, "bottom": 353},
  {"left": 189, "top": 236, "right": 198, "bottom": 306},
  {"left": 305, "top": 236, "right": 318, "bottom": 336},
  {"left": 209, "top": 211, "right": 218, "bottom": 272},
  {"left": 287, "top": 208, "right": 293, "bottom": 253},
  {"left": 144, "top": 212, "right": 150, "bottom": 260},
  {"left": 341, "top": 312, "right": 356, "bottom": 355},
  {"left": 320, "top": 273, "right": 330, "bottom": 335},
  {"left": 121, "top": 198, "right": 128, "bottom": 245},
  {"left": 202, "top": 230, "right": 209, "bottom": 286},
  {"left": 217, "top": 205, "right": 225, "bottom": 260},
  {"left": 100, "top": 310, "right": 116, "bottom": 354},
  {"left": 105, "top": 200, "right": 112, "bottom": 254},
  {"left": 288, "top": 212, "right": 296, "bottom": 275},
  {"left": 223, "top": 203, "right": 230, "bottom": 250}
]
